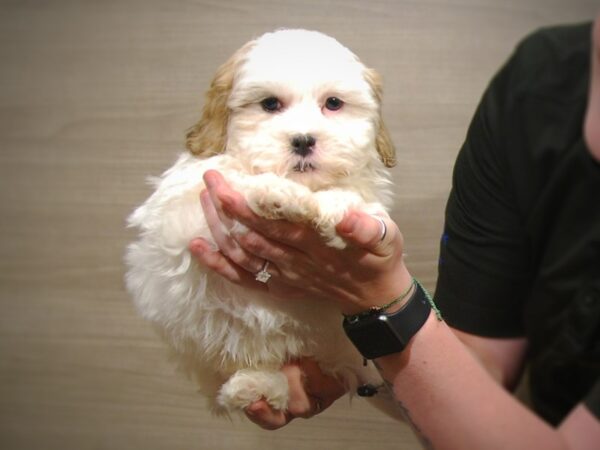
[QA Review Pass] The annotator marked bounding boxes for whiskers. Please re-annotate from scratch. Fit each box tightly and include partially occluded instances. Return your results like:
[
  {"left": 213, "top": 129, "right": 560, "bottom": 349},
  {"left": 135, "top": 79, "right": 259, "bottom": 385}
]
[{"left": 293, "top": 159, "right": 316, "bottom": 173}]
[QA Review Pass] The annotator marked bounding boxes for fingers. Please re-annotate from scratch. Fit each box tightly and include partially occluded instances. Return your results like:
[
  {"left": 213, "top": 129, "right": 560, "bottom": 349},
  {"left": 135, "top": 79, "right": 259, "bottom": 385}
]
[
  {"left": 282, "top": 363, "right": 318, "bottom": 419},
  {"left": 299, "top": 358, "right": 346, "bottom": 411},
  {"left": 230, "top": 227, "right": 307, "bottom": 281},
  {"left": 336, "top": 211, "right": 401, "bottom": 257},
  {"left": 200, "top": 189, "right": 265, "bottom": 274},
  {"left": 243, "top": 359, "right": 346, "bottom": 430},
  {"left": 189, "top": 237, "right": 268, "bottom": 289},
  {"left": 243, "top": 364, "right": 316, "bottom": 429},
  {"left": 245, "top": 399, "right": 290, "bottom": 430},
  {"left": 190, "top": 238, "right": 308, "bottom": 299},
  {"left": 199, "top": 186, "right": 311, "bottom": 287}
]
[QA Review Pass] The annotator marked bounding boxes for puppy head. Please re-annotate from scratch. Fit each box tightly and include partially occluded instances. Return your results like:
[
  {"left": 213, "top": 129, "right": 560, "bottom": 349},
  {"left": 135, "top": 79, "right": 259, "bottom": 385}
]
[{"left": 186, "top": 29, "right": 395, "bottom": 189}]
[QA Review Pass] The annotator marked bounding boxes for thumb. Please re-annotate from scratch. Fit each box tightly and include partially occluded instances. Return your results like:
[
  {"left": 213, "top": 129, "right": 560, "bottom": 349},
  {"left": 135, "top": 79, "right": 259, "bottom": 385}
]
[{"left": 336, "top": 211, "right": 400, "bottom": 256}]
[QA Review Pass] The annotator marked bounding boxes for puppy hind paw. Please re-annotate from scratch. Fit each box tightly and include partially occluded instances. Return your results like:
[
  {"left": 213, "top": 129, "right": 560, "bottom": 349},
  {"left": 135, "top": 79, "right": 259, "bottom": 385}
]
[{"left": 217, "top": 369, "right": 289, "bottom": 413}]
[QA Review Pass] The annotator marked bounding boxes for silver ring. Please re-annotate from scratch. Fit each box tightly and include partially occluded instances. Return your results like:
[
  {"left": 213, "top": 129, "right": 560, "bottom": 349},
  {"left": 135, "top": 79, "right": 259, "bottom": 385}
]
[
  {"left": 255, "top": 260, "right": 272, "bottom": 283},
  {"left": 376, "top": 216, "right": 387, "bottom": 242}
]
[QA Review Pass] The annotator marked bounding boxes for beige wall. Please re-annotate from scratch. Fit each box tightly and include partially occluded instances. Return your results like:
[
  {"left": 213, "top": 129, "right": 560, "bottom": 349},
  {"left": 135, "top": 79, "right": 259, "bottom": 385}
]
[{"left": 1, "top": 1, "right": 597, "bottom": 449}]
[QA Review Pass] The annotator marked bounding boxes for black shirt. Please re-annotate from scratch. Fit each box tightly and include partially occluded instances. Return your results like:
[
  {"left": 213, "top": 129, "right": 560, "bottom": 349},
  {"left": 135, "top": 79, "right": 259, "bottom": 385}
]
[{"left": 434, "top": 23, "right": 600, "bottom": 425}]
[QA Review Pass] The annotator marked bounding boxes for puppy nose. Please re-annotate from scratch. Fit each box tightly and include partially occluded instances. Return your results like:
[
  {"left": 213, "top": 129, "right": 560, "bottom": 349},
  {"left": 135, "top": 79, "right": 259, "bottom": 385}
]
[{"left": 291, "top": 134, "right": 316, "bottom": 157}]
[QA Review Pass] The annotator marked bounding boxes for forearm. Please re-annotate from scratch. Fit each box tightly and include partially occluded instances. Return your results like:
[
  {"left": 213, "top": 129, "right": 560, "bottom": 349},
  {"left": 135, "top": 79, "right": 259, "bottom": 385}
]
[{"left": 374, "top": 312, "right": 571, "bottom": 450}]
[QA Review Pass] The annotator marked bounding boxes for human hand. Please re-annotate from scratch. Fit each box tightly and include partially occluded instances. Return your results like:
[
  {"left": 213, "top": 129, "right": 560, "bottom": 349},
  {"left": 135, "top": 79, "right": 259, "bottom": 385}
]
[
  {"left": 244, "top": 358, "right": 346, "bottom": 430},
  {"left": 189, "top": 170, "right": 413, "bottom": 315}
]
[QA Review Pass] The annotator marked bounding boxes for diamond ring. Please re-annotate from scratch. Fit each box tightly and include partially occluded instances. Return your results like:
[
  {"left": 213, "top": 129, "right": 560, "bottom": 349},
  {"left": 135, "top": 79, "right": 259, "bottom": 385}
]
[{"left": 255, "top": 260, "right": 272, "bottom": 283}]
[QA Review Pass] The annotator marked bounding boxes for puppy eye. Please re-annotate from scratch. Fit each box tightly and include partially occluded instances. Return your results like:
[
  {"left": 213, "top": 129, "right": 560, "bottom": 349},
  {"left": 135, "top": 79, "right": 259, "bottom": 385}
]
[
  {"left": 325, "top": 97, "right": 344, "bottom": 111},
  {"left": 260, "top": 97, "right": 282, "bottom": 112}
]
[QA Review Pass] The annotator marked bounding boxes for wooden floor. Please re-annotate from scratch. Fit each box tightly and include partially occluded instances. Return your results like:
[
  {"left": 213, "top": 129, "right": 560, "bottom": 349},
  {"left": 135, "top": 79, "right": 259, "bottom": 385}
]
[{"left": 1, "top": 1, "right": 597, "bottom": 449}]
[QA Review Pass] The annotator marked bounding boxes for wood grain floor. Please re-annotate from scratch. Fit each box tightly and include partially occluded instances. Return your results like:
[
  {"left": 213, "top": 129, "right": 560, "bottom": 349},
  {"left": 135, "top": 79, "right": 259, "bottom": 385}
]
[{"left": 1, "top": 1, "right": 597, "bottom": 449}]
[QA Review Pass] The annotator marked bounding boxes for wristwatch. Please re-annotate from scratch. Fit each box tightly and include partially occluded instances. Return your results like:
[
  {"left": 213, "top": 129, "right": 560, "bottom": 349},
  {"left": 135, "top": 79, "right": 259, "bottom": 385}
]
[{"left": 343, "top": 282, "right": 432, "bottom": 359}]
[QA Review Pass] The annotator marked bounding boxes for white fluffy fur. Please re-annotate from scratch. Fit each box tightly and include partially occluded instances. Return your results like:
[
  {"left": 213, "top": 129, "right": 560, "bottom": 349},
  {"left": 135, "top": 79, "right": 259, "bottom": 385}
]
[{"left": 125, "top": 29, "right": 394, "bottom": 415}]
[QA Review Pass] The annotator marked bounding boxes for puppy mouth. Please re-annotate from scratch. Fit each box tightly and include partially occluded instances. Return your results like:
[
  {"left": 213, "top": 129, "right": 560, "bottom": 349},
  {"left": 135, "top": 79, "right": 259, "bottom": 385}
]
[{"left": 293, "top": 159, "right": 316, "bottom": 173}]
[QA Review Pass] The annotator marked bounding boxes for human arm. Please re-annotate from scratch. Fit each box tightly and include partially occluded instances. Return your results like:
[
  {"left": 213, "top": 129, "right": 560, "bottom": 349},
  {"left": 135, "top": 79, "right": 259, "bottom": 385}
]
[
  {"left": 373, "top": 308, "right": 600, "bottom": 450},
  {"left": 451, "top": 329, "right": 527, "bottom": 389}
]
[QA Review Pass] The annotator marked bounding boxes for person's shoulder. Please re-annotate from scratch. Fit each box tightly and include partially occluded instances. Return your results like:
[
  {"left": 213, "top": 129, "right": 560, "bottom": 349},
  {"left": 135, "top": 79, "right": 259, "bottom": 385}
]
[
  {"left": 516, "top": 22, "right": 591, "bottom": 59},
  {"left": 507, "top": 22, "right": 592, "bottom": 100}
]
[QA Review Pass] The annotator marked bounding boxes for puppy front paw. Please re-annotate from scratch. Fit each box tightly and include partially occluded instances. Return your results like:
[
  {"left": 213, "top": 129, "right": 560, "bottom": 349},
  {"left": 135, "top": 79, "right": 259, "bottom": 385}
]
[
  {"left": 246, "top": 175, "right": 318, "bottom": 223},
  {"left": 217, "top": 369, "right": 289, "bottom": 413}
]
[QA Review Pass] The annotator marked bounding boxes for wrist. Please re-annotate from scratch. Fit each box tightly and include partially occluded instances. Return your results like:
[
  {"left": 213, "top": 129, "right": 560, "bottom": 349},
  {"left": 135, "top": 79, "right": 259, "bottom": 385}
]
[
  {"left": 341, "top": 266, "right": 414, "bottom": 316},
  {"left": 343, "top": 278, "right": 416, "bottom": 322},
  {"left": 384, "top": 282, "right": 416, "bottom": 315},
  {"left": 343, "top": 279, "right": 440, "bottom": 360}
]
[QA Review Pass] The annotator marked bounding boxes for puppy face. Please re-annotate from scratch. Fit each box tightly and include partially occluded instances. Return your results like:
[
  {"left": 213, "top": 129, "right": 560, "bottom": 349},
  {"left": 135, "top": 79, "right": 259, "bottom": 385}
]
[{"left": 186, "top": 29, "right": 395, "bottom": 190}]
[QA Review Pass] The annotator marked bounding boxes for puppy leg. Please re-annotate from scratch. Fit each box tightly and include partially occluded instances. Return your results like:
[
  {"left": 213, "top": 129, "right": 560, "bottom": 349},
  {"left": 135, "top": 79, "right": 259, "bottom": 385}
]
[
  {"left": 243, "top": 175, "right": 387, "bottom": 249},
  {"left": 244, "top": 174, "right": 319, "bottom": 223},
  {"left": 217, "top": 368, "right": 289, "bottom": 413}
]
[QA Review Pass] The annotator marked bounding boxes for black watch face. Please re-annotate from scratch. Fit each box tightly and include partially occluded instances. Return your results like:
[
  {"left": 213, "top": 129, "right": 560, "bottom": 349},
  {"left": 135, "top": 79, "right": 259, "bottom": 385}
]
[
  {"left": 345, "top": 315, "right": 405, "bottom": 359},
  {"left": 344, "top": 284, "right": 432, "bottom": 360}
]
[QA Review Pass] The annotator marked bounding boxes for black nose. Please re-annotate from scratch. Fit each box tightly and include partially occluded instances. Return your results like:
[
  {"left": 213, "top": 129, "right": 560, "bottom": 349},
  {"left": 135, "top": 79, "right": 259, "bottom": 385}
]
[{"left": 291, "top": 134, "right": 316, "bottom": 157}]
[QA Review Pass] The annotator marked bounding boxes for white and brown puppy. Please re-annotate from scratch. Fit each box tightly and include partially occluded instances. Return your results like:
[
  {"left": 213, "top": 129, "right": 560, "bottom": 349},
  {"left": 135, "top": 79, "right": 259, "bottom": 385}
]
[{"left": 125, "top": 29, "right": 396, "bottom": 416}]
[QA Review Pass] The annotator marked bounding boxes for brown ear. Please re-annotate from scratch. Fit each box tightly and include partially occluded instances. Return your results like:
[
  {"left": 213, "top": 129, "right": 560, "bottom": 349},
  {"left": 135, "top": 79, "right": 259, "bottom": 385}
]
[
  {"left": 186, "top": 41, "right": 254, "bottom": 157},
  {"left": 364, "top": 68, "right": 396, "bottom": 168}
]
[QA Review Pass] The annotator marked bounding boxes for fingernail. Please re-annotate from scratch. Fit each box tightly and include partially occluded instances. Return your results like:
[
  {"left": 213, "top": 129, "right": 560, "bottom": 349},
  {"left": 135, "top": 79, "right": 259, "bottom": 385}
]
[
  {"left": 203, "top": 170, "right": 219, "bottom": 188},
  {"left": 246, "top": 404, "right": 261, "bottom": 416},
  {"left": 339, "top": 212, "right": 359, "bottom": 235},
  {"left": 189, "top": 239, "right": 204, "bottom": 254}
]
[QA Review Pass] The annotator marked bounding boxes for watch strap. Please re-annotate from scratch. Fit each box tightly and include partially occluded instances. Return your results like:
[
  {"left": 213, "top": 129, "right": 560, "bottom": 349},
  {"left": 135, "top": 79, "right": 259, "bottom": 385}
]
[{"left": 343, "top": 281, "right": 432, "bottom": 359}]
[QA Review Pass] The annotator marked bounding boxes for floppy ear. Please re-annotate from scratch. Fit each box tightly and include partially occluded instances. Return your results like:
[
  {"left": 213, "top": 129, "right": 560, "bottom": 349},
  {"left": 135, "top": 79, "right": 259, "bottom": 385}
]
[
  {"left": 185, "top": 41, "right": 254, "bottom": 157},
  {"left": 364, "top": 68, "right": 397, "bottom": 168}
]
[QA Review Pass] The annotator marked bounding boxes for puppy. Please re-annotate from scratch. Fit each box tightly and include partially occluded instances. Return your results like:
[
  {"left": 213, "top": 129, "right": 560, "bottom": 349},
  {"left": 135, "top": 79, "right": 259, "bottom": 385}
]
[{"left": 125, "top": 29, "right": 396, "bottom": 416}]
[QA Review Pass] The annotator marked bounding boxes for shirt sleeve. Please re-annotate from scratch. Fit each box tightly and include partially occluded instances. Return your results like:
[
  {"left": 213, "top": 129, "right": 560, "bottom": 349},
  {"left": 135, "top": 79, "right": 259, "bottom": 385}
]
[
  {"left": 584, "top": 378, "right": 600, "bottom": 421},
  {"left": 434, "top": 41, "right": 534, "bottom": 338}
]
